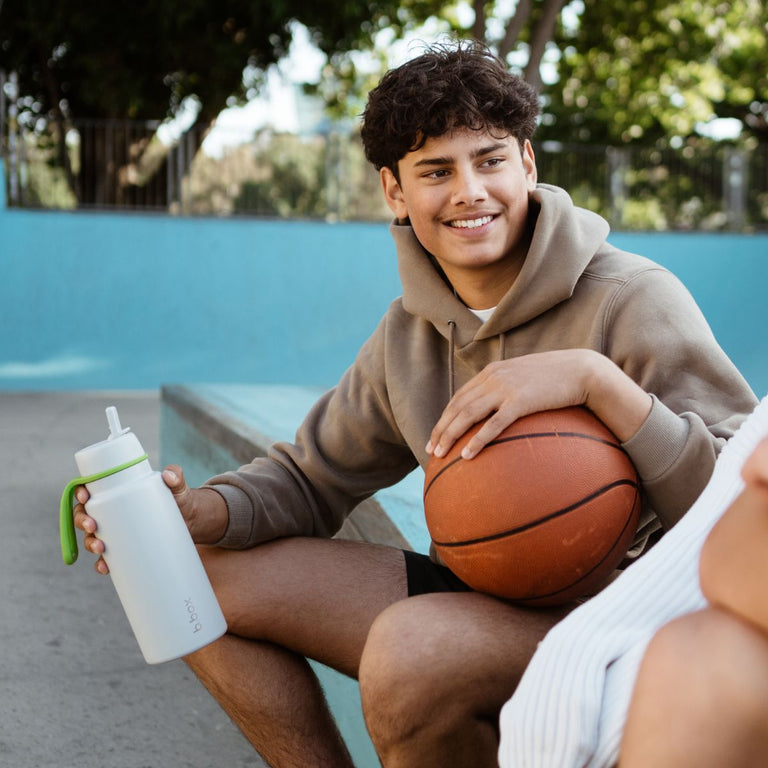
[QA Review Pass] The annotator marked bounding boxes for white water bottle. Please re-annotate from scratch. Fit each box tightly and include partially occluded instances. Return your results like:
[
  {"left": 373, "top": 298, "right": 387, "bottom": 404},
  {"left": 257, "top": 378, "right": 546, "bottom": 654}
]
[{"left": 60, "top": 406, "right": 227, "bottom": 664}]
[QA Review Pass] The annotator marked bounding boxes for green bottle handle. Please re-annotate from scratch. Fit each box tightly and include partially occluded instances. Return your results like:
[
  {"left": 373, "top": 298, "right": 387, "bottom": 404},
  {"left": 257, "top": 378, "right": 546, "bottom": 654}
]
[{"left": 59, "top": 454, "right": 148, "bottom": 565}]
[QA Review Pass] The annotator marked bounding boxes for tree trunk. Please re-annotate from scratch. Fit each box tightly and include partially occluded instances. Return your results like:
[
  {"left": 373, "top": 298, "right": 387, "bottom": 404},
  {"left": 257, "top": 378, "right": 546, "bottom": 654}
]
[
  {"left": 73, "top": 119, "right": 207, "bottom": 210},
  {"left": 498, "top": 0, "right": 532, "bottom": 60},
  {"left": 472, "top": 0, "right": 486, "bottom": 42},
  {"left": 523, "top": 0, "right": 568, "bottom": 92},
  {"left": 36, "top": 43, "right": 77, "bottom": 197},
  {"left": 75, "top": 120, "right": 167, "bottom": 208}
]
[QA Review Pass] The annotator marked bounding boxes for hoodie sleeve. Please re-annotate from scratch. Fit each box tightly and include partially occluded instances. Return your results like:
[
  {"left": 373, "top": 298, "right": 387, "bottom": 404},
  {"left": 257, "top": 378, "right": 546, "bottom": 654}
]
[
  {"left": 604, "top": 264, "right": 758, "bottom": 529},
  {"left": 203, "top": 316, "right": 418, "bottom": 549}
]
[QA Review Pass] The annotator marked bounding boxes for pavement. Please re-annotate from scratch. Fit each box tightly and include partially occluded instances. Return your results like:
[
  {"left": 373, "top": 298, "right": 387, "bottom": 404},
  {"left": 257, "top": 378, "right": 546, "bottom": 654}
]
[{"left": 0, "top": 391, "right": 267, "bottom": 768}]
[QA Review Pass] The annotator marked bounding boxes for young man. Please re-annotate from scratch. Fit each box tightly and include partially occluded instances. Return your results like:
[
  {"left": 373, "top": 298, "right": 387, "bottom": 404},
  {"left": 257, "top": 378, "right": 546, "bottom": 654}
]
[{"left": 75, "top": 42, "right": 756, "bottom": 767}]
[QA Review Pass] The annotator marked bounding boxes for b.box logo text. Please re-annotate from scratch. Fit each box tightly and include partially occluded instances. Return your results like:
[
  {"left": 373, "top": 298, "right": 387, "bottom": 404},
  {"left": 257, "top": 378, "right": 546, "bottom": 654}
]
[{"left": 185, "top": 598, "right": 202, "bottom": 633}]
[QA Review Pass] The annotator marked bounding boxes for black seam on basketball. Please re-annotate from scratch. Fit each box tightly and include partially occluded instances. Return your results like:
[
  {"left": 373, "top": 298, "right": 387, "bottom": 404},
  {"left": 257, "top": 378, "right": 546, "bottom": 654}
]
[
  {"left": 430, "top": 479, "right": 640, "bottom": 548},
  {"left": 424, "top": 455, "right": 465, "bottom": 499},
  {"left": 423, "top": 432, "right": 626, "bottom": 500},
  {"left": 490, "top": 431, "right": 620, "bottom": 450},
  {"left": 509, "top": 486, "right": 641, "bottom": 603}
]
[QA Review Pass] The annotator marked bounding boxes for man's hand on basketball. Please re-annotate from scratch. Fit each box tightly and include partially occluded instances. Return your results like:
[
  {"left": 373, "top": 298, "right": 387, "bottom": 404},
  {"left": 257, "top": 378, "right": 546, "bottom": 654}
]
[
  {"left": 72, "top": 465, "right": 229, "bottom": 575},
  {"left": 426, "top": 349, "right": 652, "bottom": 460}
]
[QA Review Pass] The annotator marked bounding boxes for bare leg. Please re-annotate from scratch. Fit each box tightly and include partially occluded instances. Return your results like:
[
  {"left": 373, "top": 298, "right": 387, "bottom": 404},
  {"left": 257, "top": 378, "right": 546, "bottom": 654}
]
[
  {"left": 187, "top": 636, "right": 351, "bottom": 767},
  {"left": 620, "top": 608, "right": 768, "bottom": 768},
  {"left": 358, "top": 592, "right": 572, "bottom": 767},
  {"left": 186, "top": 537, "right": 408, "bottom": 768}
]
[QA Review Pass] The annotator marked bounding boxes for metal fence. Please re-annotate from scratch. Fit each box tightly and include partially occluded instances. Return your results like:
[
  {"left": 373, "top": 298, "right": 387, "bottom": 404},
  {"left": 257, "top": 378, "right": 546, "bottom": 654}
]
[{"left": 2, "top": 112, "right": 767, "bottom": 231}]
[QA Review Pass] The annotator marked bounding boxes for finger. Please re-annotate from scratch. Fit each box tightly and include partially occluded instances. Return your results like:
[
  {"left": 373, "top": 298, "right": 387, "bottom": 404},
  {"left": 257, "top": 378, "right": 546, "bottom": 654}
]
[
  {"left": 73, "top": 503, "right": 97, "bottom": 534},
  {"left": 426, "top": 366, "right": 511, "bottom": 456},
  {"left": 162, "top": 464, "right": 190, "bottom": 499},
  {"left": 163, "top": 464, "right": 197, "bottom": 515},
  {"left": 429, "top": 396, "right": 498, "bottom": 458},
  {"left": 72, "top": 484, "right": 109, "bottom": 574},
  {"left": 84, "top": 532, "right": 105, "bottom": 556},
  {"left": 426, "top": 398, "right": 475, "bottom": 452},
  {"left": 460, "top": 408, "right": 517, "bottom": 459},
  {"left": 163, "top": 464, "right": 182, "bottom": 486},
  {"left": 79, "top": 523, "right": 109, "bottom": 573}
]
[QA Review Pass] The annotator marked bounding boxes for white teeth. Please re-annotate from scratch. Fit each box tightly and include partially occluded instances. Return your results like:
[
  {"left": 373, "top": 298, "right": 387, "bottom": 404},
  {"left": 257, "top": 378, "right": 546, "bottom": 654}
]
[{"left": 449, "top": 215, "right": 493, "bottom": 229}]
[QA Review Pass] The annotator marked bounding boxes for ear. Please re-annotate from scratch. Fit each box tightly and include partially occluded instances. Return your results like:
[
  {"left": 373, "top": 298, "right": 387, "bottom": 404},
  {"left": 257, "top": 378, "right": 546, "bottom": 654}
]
[
  {"left": 522, "top": 139, "right": 538, "bottom": 191},
  {"left": 380, "top": 167, "right": 409, "bottom": 220}
]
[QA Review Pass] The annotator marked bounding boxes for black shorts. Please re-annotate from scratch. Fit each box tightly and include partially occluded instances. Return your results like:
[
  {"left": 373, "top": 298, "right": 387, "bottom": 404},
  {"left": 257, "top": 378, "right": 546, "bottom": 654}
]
[{"left": 403, "top": 549, "right": 473, "bottom": 597}]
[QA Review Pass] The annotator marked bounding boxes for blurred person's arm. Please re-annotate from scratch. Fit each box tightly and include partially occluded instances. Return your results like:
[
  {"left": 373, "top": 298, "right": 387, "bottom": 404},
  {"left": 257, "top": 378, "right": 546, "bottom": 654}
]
[{"left": 699, "top": 437, "right": 768, "bottom": 633}]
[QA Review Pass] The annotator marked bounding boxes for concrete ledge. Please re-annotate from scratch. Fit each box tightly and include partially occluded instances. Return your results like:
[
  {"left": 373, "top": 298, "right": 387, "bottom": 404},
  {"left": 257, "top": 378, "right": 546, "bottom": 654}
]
[
  {"left": 160, "top": 382, "right": 429, "bottom": 768},
  {"left": 161, "top": 383, "right": 424, "bottom": 550}
]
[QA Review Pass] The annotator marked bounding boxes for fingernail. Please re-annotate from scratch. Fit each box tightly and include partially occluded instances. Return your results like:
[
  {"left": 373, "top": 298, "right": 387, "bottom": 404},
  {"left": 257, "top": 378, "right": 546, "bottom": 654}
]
[
  {"left": 425, "top": 441, "right": 433, "bottom": 454},
  {"left": 164, "top": 469, "right": 178, "bottom": 483},
  {"left": 75, "top": 488, "right": 87, "bottom": 503},
  {"left": 461, "top": 447, "right": 474, "bottom": 460},
  {"left": 434, "top": 445, "right": 445, "bottom": 458}
]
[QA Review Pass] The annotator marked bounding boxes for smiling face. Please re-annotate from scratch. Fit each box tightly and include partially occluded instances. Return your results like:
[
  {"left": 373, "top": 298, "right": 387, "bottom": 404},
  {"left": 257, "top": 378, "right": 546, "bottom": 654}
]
[{"left": 381, "top": 128, "right": 538, "bottom": 309}]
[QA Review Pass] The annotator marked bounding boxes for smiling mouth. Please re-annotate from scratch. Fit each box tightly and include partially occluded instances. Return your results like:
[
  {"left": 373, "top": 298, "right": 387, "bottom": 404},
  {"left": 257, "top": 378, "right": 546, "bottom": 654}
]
[{"left": 447, "top": 215, "right": 494, "bottom": 229}]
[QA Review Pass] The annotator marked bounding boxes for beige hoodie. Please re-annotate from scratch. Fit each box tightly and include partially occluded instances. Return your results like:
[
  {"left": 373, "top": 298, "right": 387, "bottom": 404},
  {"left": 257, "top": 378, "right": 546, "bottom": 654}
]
[{"left": 208, "top": 185, "right": 757, "bottom": 554}]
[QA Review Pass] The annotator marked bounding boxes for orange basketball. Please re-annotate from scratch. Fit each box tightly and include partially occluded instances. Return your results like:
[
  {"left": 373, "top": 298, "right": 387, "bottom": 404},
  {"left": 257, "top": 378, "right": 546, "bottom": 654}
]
[{"left": 423, "top": 406, "right": 641, "bottom": 606}]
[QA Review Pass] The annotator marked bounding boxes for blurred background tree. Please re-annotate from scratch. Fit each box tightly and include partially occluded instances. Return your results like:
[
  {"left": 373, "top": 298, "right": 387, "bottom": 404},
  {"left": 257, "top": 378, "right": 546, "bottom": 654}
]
[
  {"left": 315, "top": 0, "right": 569, "bottom": 117},
  {"left": 0, "top": 0, "right": 416, "bottom": 123},
  {"left": 0, "top": 0, "right": 574, "bottom": 205},
  {"left": 539, "top": 0, "right": 768, "bottom": 146},
  {"left": 0, "top": 0, "right": 426, "bottom": 203},
  {"left": 2, "top": 0, "right": 766, "bottom": 224},
  {"left": 320, "top": 0, "right": 766, "bottom": 145}
]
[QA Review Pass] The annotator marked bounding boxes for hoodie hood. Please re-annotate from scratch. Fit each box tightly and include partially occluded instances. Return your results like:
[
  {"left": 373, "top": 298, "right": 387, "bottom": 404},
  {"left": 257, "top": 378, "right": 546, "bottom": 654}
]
[{"left": 395, "top": 184, "right": 610, "bottom": 347}]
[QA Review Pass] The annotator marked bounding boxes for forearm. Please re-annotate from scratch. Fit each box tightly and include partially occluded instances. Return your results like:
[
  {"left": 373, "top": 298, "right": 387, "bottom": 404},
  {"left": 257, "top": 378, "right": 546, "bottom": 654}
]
[{"left": 582, "top": 350, "right": 653, "bottom": 443}]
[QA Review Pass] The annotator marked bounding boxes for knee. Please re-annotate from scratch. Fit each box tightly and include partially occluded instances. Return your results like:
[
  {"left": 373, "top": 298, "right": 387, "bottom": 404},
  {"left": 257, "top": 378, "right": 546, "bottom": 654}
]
[
  {"left": 359, "top": 599, "right": 434, "bottom": 720},
  {"left": 358, "top": 598, "right": 464, "bottom": 754},
  {"left": 638, "top": 609, "right": 732, "bottom": 698},
  {"left": 640, "top": 608, "right": 768, "bottom": 717},
  {"left": 639, "top": 611, "right": 712, "bottom": 681}
]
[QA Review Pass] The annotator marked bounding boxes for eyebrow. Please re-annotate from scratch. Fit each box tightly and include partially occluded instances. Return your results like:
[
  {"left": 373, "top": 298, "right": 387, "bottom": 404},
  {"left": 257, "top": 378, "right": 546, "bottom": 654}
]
[{"left": 412, "top": 142, "right": 509, "bottom": 168}]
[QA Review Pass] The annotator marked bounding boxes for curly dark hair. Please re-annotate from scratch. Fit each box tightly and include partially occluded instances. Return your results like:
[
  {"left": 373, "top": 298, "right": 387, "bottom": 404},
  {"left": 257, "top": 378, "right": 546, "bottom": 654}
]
[{"left": 361, "top": 40, "right": 540, "bottom": 174}]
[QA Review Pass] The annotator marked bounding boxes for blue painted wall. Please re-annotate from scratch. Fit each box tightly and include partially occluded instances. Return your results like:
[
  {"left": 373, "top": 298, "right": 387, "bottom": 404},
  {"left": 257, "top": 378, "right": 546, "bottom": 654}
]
[{"left": 2, "top": 160, "right": 767, "bottom": 394}]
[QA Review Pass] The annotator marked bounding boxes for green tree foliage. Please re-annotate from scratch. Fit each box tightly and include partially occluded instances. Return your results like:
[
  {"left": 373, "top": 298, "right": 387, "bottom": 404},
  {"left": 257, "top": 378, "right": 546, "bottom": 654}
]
[
  {"left": 0, "top": 0, "right": 418, "bottom": 203},
  {"left": 4, "top": 0, "right": 766, "bottom": 220},
  {"left": 233, "top": 134, "right": 326, "bottom": 218},
  {"left": 320, "top": 0, "right": 767, "bottom": 148},
  {"left": 540, "top": 0, "right": 768, "bottom": 145},
  {"left": 5, "top": 0, "right": 765, "bottom": 144},
  {"left": 318, "top": 0, "right": 569, "bottom": 119},
  {"left": 0, "top": 0, "right": 420, "bottom": 125}
]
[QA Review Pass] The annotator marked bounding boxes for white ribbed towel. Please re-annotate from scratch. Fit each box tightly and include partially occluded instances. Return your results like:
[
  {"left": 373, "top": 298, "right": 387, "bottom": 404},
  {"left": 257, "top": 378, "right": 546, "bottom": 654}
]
[{"left": 498, "top": 395, "right": 768, "bottom": 768}]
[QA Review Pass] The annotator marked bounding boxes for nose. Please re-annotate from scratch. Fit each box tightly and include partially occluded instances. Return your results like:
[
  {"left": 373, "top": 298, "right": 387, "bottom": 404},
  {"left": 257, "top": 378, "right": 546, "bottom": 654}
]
[{"left": 450, "top": 168, "right": 487, "bottom": 206}]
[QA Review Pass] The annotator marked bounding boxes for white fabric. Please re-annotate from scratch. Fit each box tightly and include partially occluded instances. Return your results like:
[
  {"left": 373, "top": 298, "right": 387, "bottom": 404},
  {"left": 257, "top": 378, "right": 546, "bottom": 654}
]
[
  {"left": 498, "top": 395, "right": 768, "bottom": 768},
  {"left": 469, "top": 306, "right": 497, "bottom": 323}
]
